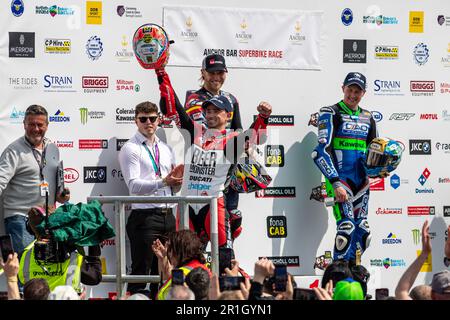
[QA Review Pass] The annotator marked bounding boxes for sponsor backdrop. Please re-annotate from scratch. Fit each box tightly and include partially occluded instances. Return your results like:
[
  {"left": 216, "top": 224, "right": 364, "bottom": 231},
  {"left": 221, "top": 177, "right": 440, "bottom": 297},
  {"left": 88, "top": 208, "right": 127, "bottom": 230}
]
[{"left": 1, "top": 0, "right": 449, "bottom": 298}]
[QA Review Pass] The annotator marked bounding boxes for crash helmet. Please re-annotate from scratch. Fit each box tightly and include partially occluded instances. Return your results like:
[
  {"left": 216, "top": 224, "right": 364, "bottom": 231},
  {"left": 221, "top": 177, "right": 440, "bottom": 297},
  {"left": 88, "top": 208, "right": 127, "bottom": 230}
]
[
  {"left": 133, "top": 23, "right": 170, "bottom": 69},
  {"left": 366, "top": 137, "right": 404, "bottom": 178}
]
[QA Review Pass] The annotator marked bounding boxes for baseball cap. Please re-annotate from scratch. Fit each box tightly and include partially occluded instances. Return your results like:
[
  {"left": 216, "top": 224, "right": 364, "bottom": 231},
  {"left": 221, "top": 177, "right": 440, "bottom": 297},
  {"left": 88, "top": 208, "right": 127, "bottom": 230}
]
[
  {"left": 343, "top": 72, "right": 366, "bottom": 90},
  {"left": 333, "top": 278, "right": 364, "bottom": 300},
  {"left": 431, "top": 270, "right": 450, "bottom": 294},
  {"left": 202, "top": 54, "right": 227, "bottom": 72},
  {"left": 48, "top": 285, "right": 80, "bottom": 300},
  {"left": 202, "top": 95, "right": 233, "bottom": 112}
]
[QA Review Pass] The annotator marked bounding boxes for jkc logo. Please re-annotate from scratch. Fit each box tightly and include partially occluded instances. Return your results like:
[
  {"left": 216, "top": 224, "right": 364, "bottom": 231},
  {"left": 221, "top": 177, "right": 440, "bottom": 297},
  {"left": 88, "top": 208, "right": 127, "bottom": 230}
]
[
  {"left": 265, "top": 145, "right": 284, "bottom": 167},
  {"left": 83, "top": 166, "right": 107, "bottom": 183},
  {"left": 64, "top": 168, "right": 79, "bottom": 183},
  {"left": 267, "top": 216, "right": 287, "bottom": 238},
  {"left": 409, "top": 139, "right": 431, "bottom": 155}
]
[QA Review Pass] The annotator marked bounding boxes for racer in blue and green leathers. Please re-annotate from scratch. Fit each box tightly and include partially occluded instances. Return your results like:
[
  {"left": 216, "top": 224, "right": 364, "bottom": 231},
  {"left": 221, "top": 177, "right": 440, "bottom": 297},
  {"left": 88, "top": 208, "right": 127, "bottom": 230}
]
[{"left": 312, "top": 72, "right": 377, "bottom": 263}]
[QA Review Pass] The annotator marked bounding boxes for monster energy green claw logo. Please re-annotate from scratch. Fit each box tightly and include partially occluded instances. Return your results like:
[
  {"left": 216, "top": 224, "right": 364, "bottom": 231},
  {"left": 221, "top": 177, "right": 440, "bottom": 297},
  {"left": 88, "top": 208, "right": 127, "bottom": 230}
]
[
  {"left": 80, "top": 107, "right": 88, "bottom": 125},
  {"left": 412, "top": 229, "right": 420, "bottom": 245}
]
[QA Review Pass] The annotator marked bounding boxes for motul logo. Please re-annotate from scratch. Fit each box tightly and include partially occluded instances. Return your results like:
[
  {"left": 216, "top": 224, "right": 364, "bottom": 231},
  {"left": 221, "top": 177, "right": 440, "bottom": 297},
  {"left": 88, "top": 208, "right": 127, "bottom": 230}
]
[
  {"left": 410, "top": 81, "right": 435, "bottom": 92},
  {"left": 82, "top": 76, "right": 108, "bottom": 88},
  {"left": 419, "top": 114, "right": 438, "bottom": 120}
]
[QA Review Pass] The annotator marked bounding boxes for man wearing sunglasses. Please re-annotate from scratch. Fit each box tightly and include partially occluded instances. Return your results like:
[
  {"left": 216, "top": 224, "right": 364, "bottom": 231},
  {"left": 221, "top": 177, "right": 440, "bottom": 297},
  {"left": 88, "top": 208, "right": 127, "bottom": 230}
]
[{"left": 118, "top": 101, "right": 183, "bottom": 298}]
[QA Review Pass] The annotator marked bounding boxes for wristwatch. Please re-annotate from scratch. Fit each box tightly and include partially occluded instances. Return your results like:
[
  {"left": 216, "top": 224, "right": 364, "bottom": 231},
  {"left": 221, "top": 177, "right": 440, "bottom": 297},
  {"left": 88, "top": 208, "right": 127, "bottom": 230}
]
[{"left": 444, "top": 257, "right": 450, "bottom": 268}]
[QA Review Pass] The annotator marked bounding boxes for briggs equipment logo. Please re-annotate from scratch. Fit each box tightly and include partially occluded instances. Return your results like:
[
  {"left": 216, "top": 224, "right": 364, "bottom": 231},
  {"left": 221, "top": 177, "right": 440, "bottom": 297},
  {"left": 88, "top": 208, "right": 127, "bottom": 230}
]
[
  {"left": 82, "top": 76, "right": 108, "bottom": 93},
  {"left": 410, "top": 81, "right": 435, "bottom": 96},
  {"left": 83, "top": 166, "right": 107, "bottom": 183},
  {"left": 265, "top": 145, "right": 284, "bottom": 167},
  {"left": 267, "top": 216, "right": 287, "bottom": 238},
  {"left": 409, "top": 139, "right": 431, "bottom": 155},
  {"left": 255, "top": 187, "right": 296, "bottom": 198}
]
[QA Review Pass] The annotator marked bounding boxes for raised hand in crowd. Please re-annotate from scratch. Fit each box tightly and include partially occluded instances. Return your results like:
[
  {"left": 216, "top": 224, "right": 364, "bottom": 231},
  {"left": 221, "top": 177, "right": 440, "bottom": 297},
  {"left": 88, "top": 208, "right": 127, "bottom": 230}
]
[
  {"left": 253, "top": 257, "right": 275, "bottom": 284},
  {"left": 274, "top": 273, "right": 294, "bottom": 300},
  {"left": 151, "top": 238, "right": 172, "bottom": 281},
  {"left": 256, "top": 101, "right": 272, "bottom": 118},
  {"left": 0, "top": 252, "right": 20, "bottom": 300},
  {"left": 313, "top": 280, "right": 334, "bottom": 300},
  {"left": 224, "top": 259, "right": 241, "bottom": 277},
  {"left": 208, "top": 273, "right": 221, "bottom": 300}
]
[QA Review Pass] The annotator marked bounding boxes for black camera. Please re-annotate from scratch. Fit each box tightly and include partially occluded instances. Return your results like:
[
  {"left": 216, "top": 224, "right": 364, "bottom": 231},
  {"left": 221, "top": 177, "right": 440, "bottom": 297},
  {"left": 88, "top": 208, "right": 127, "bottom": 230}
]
[{"left": 34, "top": 238, "right": 71, "bottom": 263}]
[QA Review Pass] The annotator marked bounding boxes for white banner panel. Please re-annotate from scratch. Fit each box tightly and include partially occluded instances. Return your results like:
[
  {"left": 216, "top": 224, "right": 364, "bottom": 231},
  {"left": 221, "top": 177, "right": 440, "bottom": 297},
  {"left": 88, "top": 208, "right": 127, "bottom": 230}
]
[{"left": 163, "top": 5, "right": 323, "bottom": 70}]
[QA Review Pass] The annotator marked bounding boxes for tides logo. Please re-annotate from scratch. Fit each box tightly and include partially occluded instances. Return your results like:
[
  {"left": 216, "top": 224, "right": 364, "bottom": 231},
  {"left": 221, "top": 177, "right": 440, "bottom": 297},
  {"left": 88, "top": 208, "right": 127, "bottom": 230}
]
[
  {"left": 267, "top": 216, "right": 287, "bottom": 238},
  {"left": 265, "top": 145, "right": 284, "bottom": 167}
]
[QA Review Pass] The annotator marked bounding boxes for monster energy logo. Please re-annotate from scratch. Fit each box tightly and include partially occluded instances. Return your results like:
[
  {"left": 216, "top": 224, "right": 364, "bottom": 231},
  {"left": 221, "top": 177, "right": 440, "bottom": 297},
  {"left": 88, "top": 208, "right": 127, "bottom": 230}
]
[
  {"left": 333, "top": 138, "right": 366, "bottom": 151},
  {"left": 80, "top": 108, "right": 88, "bottom": 124},
  {"left": 412, "top": 229, "right": 420, "bottom": 245}
]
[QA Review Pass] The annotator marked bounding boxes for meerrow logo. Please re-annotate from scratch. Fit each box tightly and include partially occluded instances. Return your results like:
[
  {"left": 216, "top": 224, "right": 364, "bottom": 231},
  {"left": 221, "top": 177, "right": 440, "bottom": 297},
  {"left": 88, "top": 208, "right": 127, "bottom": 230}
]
[
  {"left": 436, "top": 142, "right": 450, "bottom": 153},
  {"left": 11, "top": 0, "right": 24, "bottom": 16},
  {"left": 267, "top": 216, "right": 287, "bottom": 238},
  {"left": 382, "top": 233, "right": 402, "bottom": 244},
  {"left": 374, "top": 45, "right": 398, "bottom": 59},
  {"left": 370, "top": 258, "right": 406, "bottom": 268},
  {"left": 252, "top": 115, "right": 294, "bottom": 126},
  {"left": 44, "top": 38, "right": 70, "bottom": 54},
  {"left": 56, "top": 140, "right": 73, "bottom": 148},
  {"left": 373, "top": 80, "right": 402, "bottom": 96},
  {"left": 408, "top": 206, "right": 435, "bottom": 216},
  {"left": 9, "top": 32, "right": 35, "bottom": 58},
  {"left": 409, "top": 139, "right": 431, "bottom": 155},
  {"left": 259, "top": 256, "right": 300, "bottom": 267},
  {"left": 389, "top": 113, "right": 415, "bottom": 120},
  {"left": 341, "top": 8, "right": 353, "bottom": 26},
  {"left": 265, "top": 145, "right": 284, "bottom": 167},
  {"left": 375, "top": 207, "right": 402, "bottom": 215},
  {"left": 410, "top": 81, "right": 435, "bottom": 96},
  {"left": 116, "top": 139, "right": 128, "bottom": 151},
  {"left": 255, "top": 187, "right": 296, "bottom": 198},
  {"left": 35, "top": 5, "right": 75, "bottom": 16},
  {"left": 49, "top": 110, "right": 70, "bottom": 122},
  {"left": 64, "top": 168, "right": 79, "bottom": 183},
  {"left": 116, "top": 107, "right": 135, "bottom": 124},
  {"left": 83, "top": 166, "right": 107, "bottom": 183},
  {"left": 82, "top": 76, "right": 108, "bottom": 93},
  {"left": 116, "top": 79, "right": 140, "bottom": 92},
  {"left": 343, "top": 39, "right": 366, "bottom": 63},
  {"left": 79, "top": 139, "right": 108, "bottom": 150},
  {"left": 43, "top": 75, "right": 75, "bottom": 92},
  {"left": 9, "top": 77, "right": 38, "bottom": 90}
]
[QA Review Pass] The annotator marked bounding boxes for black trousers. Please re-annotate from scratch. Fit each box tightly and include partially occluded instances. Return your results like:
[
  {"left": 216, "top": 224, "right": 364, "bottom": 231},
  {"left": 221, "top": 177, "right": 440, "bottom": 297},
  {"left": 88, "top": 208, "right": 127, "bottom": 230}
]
[{"left": 126, "top": 208, "right": 176, "bottom": 298}]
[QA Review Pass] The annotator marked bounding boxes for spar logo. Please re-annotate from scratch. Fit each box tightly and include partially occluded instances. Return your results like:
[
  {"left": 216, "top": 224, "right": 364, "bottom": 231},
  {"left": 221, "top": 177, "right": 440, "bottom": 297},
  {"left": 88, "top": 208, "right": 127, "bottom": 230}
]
[
  {"left": 116, "top": 79, "right": 140, "bottom": 92},
  {"left": 64, "top": 168, "right": 79, "bottom": 183},
  {"left": 382, "top": 233, "right": 402, "bottom": 245},
  {"left": 407, "top": 206, "right": 435, "bottom": 216},
  {"left": 267, "top": 216, "right": 287, "bottom": 238}
]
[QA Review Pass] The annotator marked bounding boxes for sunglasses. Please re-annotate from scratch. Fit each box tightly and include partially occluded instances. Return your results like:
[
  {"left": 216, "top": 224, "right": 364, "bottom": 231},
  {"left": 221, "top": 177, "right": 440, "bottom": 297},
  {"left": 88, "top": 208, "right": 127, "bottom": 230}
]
[{"left": 138, "top": 116, "right": 158, "bottom": 123}]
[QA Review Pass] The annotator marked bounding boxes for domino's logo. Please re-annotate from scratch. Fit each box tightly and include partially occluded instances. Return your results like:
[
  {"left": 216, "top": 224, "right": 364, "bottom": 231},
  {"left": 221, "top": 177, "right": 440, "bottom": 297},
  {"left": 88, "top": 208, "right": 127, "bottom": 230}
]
[{"left": 418, "top": 168, "right": 431, "bottom": 186}]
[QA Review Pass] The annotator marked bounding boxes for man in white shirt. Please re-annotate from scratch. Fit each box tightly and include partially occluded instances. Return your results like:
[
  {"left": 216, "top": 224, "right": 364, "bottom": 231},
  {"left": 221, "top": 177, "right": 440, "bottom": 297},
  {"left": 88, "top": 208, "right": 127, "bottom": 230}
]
[{"left": 118, "top": 101, "right": 182, "bottom": 298}]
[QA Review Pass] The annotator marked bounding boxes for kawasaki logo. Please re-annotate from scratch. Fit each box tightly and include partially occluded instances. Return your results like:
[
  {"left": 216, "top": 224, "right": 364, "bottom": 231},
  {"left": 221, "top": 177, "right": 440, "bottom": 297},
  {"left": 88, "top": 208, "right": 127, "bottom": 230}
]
[{"left": 338, "top": 140, "right": 365, "bottom": 149}]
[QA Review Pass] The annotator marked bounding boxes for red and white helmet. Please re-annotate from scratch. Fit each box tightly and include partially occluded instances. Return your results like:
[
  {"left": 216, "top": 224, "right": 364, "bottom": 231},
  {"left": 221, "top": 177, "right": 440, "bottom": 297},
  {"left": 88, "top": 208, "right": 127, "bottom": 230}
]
[{"left": 132, "top": 23, "right": 170, "bottom": 69}]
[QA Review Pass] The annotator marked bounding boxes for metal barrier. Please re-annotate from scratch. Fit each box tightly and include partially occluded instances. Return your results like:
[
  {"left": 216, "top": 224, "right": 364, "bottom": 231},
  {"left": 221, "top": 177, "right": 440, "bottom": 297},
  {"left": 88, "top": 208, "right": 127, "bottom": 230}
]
[{"left": 87, "top": 195, "right": 218, "bottom": 298}]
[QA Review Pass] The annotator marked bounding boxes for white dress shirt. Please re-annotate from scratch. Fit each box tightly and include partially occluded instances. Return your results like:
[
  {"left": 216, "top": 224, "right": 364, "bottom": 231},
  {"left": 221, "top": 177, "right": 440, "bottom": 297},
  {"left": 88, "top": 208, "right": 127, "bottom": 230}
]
[{"left": 118, "top": 131, "right": 176, "bottom": 209}]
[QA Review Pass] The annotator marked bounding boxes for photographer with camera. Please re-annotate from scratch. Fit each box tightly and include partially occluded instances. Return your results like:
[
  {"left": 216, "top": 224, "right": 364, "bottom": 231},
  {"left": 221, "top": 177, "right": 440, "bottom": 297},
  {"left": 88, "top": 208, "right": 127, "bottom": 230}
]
[{"left": 17, "top": 205, "right": 103, "bottom": 294}]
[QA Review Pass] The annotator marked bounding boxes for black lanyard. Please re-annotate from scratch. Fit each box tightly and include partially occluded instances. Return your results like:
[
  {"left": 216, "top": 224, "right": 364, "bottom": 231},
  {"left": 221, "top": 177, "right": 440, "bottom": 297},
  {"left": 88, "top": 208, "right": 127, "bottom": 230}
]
[{"left": 26, "top": 137, "right": 47, "bottom": 181}]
